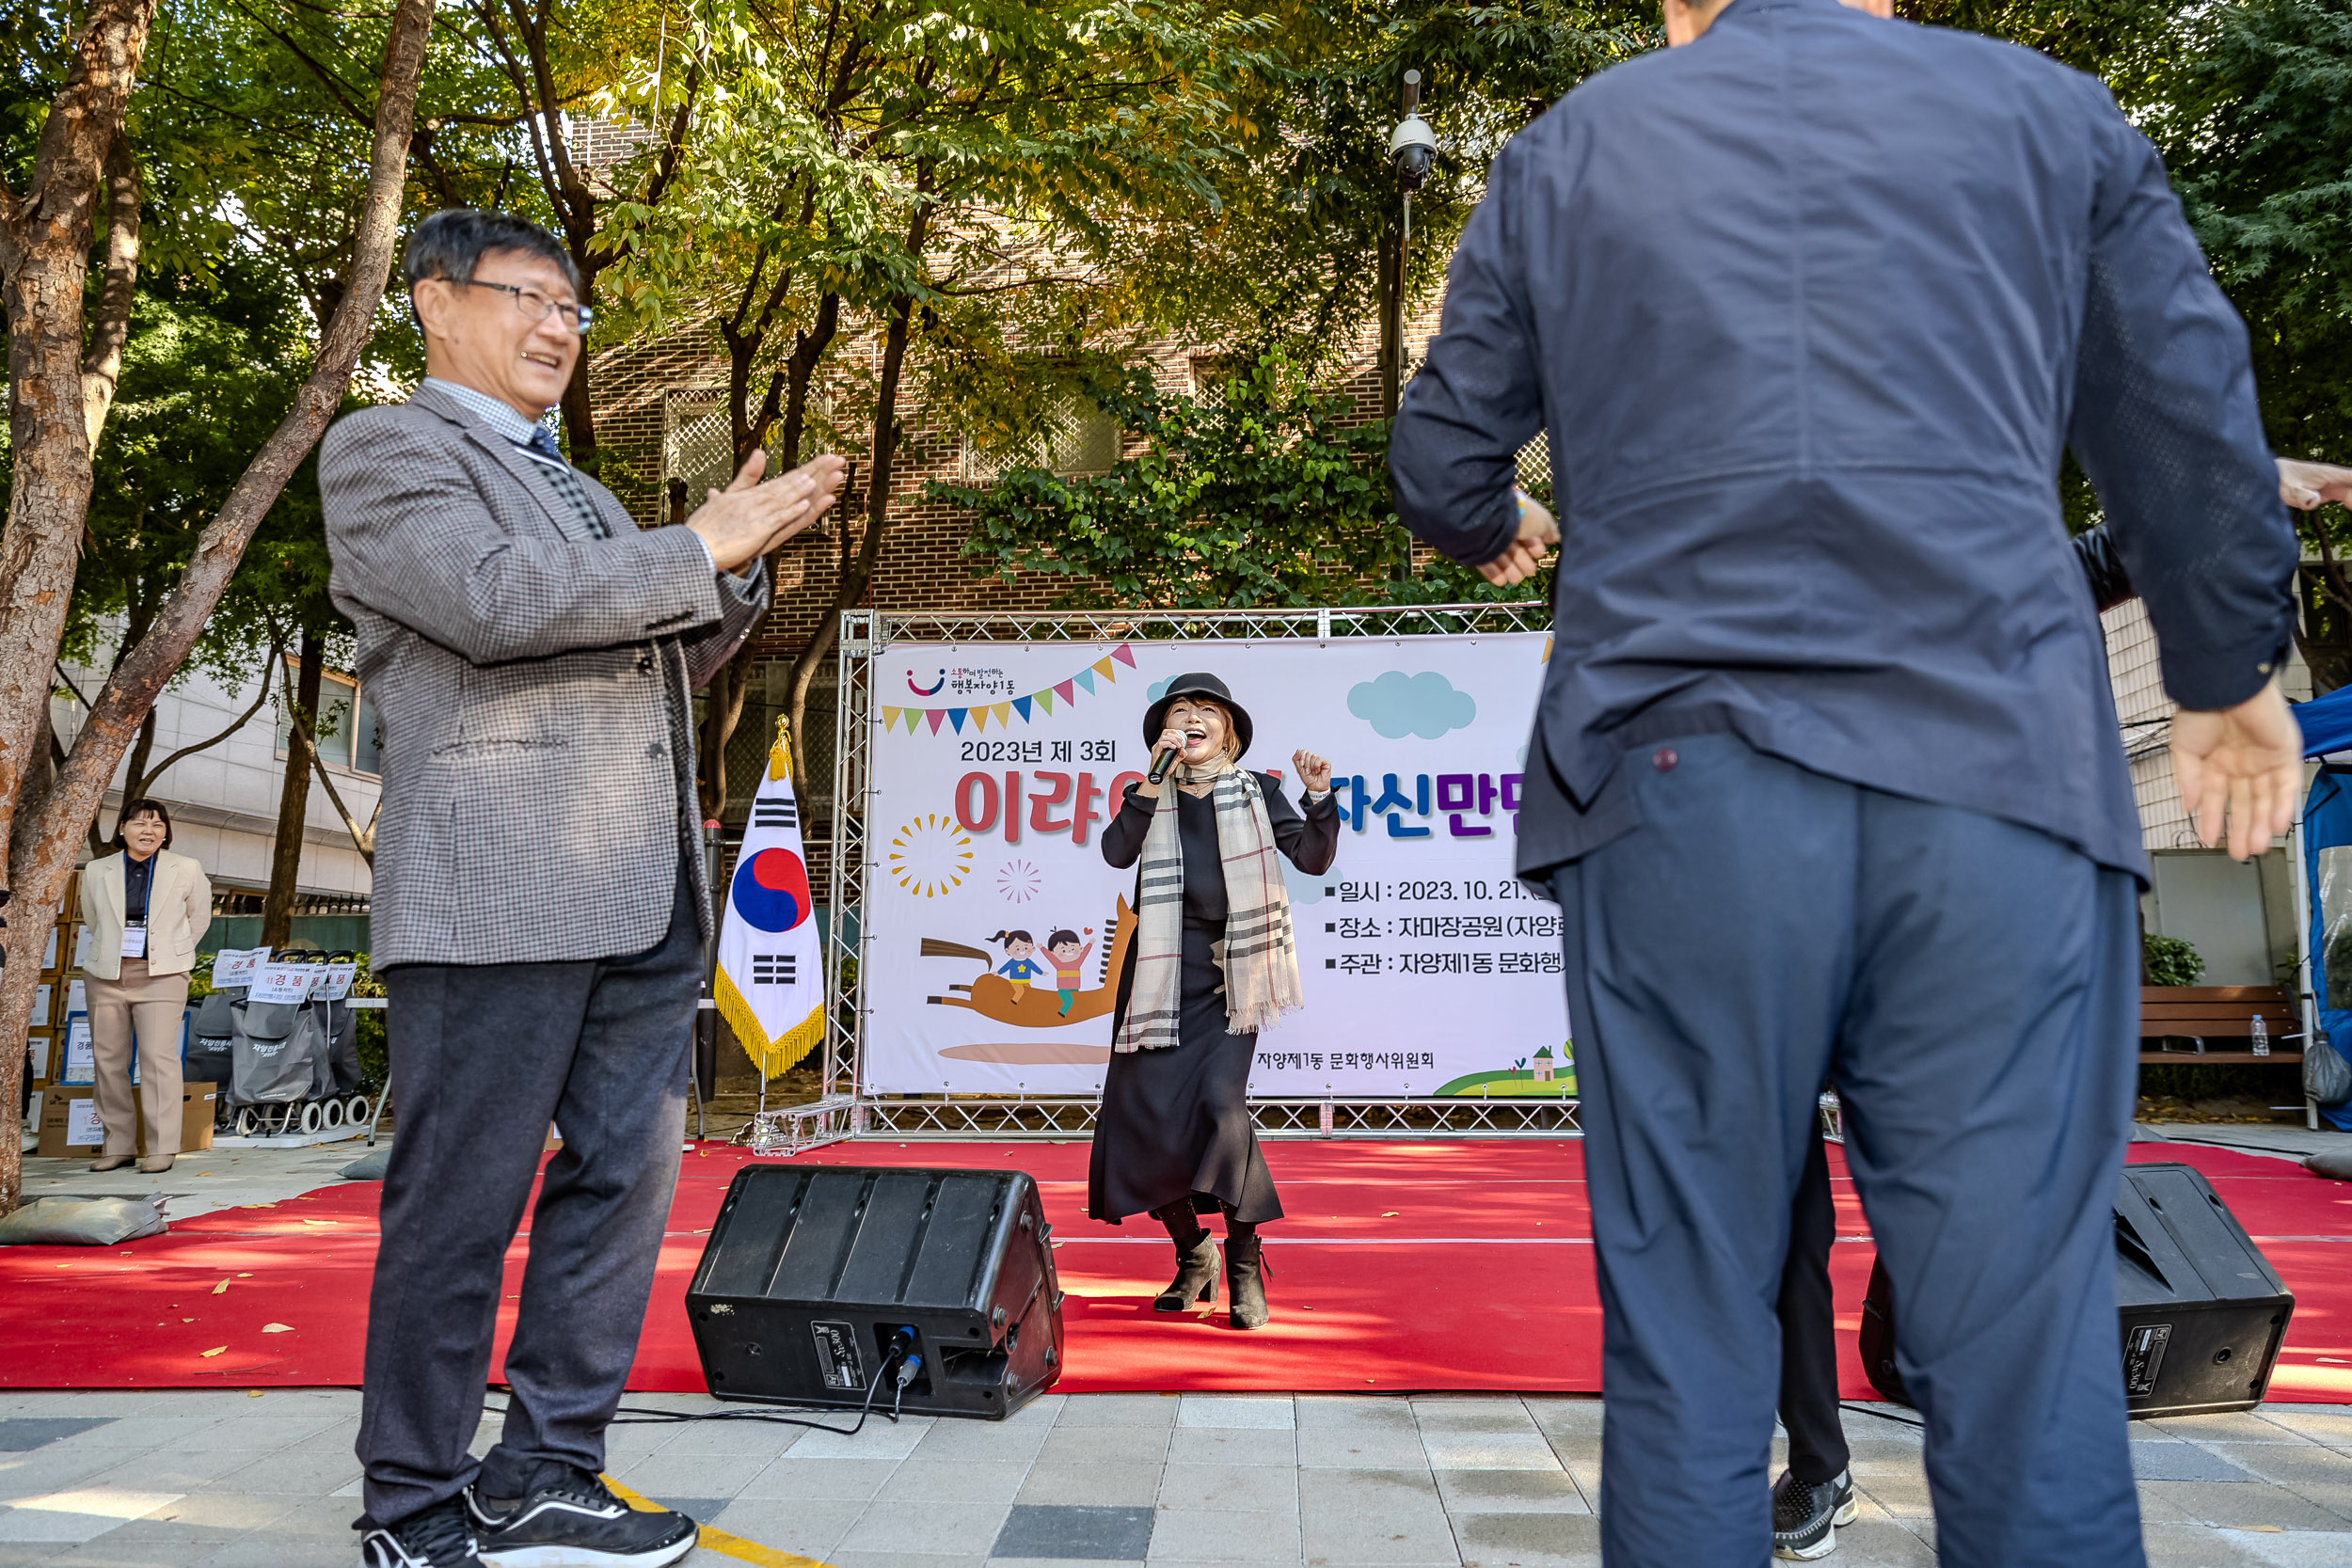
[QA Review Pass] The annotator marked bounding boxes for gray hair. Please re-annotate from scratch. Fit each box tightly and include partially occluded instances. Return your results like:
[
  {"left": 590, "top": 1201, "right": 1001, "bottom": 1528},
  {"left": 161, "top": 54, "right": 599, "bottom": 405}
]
[{"left": 403, "top": 209, "right": 580, "bottom": 298}]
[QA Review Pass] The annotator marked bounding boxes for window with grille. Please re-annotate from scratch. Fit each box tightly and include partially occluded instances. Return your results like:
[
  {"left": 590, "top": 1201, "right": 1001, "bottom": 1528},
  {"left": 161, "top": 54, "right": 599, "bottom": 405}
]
[
  {"left": 965, "top": 384, "right": 1121, "bottom": 483},
  {"left": 663, "top": 392, "right": 735, "bottom": 502},
  {"left": 1189, "top": 356, "right": 1240, "bottom": 404},
  {"left": 1517, "top": 430, "right": 1552, "bottom": 496}
]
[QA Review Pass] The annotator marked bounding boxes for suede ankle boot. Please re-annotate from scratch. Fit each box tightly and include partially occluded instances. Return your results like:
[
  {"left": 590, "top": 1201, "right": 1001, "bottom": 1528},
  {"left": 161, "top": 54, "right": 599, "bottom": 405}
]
[
  {"left": 1225, "top": 1230, "right": 1269, "bottom": 1330},
  {"left": 1152, "top": 1204, "right": 1219, "bottom": 1311}
]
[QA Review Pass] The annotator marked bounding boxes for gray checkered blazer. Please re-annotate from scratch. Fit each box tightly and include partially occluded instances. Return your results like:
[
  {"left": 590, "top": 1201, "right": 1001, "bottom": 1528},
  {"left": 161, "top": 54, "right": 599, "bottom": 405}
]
[{"left": 321, "top": 382, "right": 767, "bottom": 967}]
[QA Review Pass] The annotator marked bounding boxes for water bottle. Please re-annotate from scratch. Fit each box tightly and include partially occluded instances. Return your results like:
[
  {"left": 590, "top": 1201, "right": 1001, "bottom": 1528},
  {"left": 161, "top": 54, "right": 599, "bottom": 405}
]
[{"left": 2250, "top": 1014, "right": 2269, "bottom": 1056}]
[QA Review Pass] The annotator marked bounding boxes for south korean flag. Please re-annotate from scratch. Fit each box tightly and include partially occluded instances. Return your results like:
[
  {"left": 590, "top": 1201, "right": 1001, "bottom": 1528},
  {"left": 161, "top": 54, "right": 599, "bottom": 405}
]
[{"left": 714, "top": 718, "right": 824, "bottom": 1077}]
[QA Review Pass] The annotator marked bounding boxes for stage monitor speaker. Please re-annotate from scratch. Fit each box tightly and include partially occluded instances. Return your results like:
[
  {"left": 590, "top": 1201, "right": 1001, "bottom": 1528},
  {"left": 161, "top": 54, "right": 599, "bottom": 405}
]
[
  {"left": 687, "top": 1164, "right": 1064, "bottom": 1419},
  {"left": 1859, "top": 1161, "right": 2292, "bottom": 1419}
]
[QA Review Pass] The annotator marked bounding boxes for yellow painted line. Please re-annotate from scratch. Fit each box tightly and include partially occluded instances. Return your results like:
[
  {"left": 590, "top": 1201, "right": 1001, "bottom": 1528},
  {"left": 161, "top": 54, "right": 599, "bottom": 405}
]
[{"left": 600, "top": 1473, "right": 838, "bottom": 1568}]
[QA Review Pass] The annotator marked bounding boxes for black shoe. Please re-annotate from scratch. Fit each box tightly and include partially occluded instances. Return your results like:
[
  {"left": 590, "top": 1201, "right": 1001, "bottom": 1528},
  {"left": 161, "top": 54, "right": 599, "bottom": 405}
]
[
  {"left": 467, "top": 1465, "right": 697, "bottom": 1567},
  {"left": 1153, "top": 1232, "right": 1220, "bottom": 1311},
  {"left": 1772, "top": 1467, "right": 1856, "bottom": 1560},
  {"left": 359, "top": 1497, "right": 485, "bottom": 1567}
]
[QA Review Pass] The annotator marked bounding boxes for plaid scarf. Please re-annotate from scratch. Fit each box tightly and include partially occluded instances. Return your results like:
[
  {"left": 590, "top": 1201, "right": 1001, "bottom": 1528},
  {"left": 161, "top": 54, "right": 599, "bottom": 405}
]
[{"left": 1115, "top": 757, "right": 1303, "bottom": 1053}]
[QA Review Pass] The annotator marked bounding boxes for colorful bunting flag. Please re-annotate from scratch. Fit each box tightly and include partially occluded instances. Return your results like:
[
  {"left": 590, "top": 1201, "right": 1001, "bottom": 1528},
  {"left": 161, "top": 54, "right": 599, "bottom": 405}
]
[{"left": 880, "top": 643, "right": 1138, "bottom": 735}]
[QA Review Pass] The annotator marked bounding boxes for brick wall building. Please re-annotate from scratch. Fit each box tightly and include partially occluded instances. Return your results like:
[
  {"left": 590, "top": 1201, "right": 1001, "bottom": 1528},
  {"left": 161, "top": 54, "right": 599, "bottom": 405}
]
[{"left": 584, "top": 309, "right": 1449, "bottom": 827}]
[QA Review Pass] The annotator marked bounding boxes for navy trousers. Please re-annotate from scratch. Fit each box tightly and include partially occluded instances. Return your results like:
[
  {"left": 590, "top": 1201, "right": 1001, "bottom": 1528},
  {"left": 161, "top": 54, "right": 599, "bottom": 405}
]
[
  {"left": 1550, "top": 734, "right": 2142, "bottom": 1568},
  {"left": 358, "top": 871, "right": 698, "bottom": 1526}
]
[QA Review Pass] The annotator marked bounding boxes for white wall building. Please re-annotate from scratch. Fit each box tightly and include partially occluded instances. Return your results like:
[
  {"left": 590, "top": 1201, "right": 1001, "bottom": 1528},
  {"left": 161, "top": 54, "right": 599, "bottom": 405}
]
[
  {"left": 2104, "top": 594, "right": 2309, "bottom": 989},
  {"left": 52, "top": 650, "right": 378, "bottom": 906}
]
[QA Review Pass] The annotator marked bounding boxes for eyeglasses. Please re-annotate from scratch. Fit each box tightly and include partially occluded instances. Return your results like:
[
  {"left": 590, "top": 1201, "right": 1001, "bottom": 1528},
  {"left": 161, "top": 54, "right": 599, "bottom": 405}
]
[{"left": 451, "top": 278, "right": 593, "bottom": 334}]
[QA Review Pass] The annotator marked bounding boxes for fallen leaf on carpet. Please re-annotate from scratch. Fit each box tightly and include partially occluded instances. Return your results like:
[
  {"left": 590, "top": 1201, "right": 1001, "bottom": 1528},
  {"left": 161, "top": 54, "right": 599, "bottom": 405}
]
[
  {"left": 213, "top": 1282, "right": 229, "bottom": 1294},
  {"left": 1381, "top": 1212, "right": 1400, "bottom": 1217},
  {"left": 300, "top": 1219, "right": 336, "bottom": 1227},
  {"left": 182, "top": 1319, "right": 193, "bottom": 1323},
  {"left": 200, "top": 1347, "right": 227, "bottom": 1358},
  {"left": 236, "top": 1272, "right": 251, "bottom": 1277},
  {"left": 261, "top": 1323, "right": 293, "bottom": 1334}
]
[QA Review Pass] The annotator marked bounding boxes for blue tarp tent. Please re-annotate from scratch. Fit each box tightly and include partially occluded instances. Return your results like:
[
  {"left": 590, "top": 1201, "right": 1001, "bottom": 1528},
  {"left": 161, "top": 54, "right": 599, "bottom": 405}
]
[
  {"left": 2295, "top": 684, "right": 2352, "bottom": 759},
  {"left": 2299, "top": 768, "right": 2352, "bottom": 1130}
]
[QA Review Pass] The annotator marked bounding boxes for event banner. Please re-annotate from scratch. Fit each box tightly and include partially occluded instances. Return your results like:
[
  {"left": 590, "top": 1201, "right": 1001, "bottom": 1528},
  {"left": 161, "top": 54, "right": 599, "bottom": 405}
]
[{"left": 861, "top": 634, "right": 1575, "bottom": 1099}]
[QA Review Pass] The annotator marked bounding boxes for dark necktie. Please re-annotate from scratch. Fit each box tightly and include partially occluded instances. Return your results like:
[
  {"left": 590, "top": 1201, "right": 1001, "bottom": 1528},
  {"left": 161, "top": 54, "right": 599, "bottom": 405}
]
[
  {"left": 524, "top": 425, "right": 612, "bottom": 539},
  {"left": 521, "top": 427, "right": 701, "bottom": 875}
]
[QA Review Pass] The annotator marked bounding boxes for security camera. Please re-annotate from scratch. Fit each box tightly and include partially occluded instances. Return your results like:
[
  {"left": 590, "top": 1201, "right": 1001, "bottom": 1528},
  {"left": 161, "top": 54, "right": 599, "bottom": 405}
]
[{"left": 1389, "top": 112, "right": 1437, "bottom": 191}]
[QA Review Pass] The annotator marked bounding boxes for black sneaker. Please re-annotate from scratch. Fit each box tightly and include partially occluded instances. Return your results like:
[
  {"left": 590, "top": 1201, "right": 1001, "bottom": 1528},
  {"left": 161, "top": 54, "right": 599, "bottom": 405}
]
[
  {"left": 466, "top": 1465, "right": 697, "bottom": 1567},
  {"left": 1772, "top": 1467, "right": 1857, "bottom": 1560},
  {"left": 359, "top": 1497, "right": 485, "bottom": 1567}
]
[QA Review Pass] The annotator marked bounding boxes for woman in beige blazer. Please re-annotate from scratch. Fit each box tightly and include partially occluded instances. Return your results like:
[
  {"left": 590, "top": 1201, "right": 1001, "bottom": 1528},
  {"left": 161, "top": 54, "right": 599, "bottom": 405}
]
[{"left": 79, "top": 799, "right": 213, "bottom": 1172}]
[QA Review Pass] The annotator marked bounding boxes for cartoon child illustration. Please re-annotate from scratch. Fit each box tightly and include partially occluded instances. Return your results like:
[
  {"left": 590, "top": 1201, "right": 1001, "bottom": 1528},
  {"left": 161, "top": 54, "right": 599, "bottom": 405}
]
[
  {"left": 1045, "top": 927, "right": 1096, "bottom": 1017},
  {"left": 991, "top": 929, "right": 1047, "bottom": 1000}
]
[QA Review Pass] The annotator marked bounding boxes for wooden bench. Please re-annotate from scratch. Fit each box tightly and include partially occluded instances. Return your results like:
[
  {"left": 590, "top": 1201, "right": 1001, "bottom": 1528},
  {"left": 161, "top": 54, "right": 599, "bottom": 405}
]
[{"left": 2139, "top": 985, "right": 2300, "bottom": 1065}]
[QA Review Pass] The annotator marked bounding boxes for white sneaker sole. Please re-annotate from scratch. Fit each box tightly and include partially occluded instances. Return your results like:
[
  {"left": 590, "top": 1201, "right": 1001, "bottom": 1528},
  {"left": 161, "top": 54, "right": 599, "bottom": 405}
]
[
  {"left": 1772, "top": 1495, "right": 1858, "bottom": 1560},
  {"left": 475, "top": 1537, "right": 695, "bottom": 1568}
]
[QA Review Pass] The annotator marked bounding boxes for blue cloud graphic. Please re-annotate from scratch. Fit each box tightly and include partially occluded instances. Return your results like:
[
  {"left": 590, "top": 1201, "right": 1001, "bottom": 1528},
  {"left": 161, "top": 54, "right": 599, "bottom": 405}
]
[
  {"left": 1281, "top": 857, "right": 1326, "bottom": 906},
  {"left": 1347, "top": 671, "right": 1477, "bottom": 740},
  {"left": 1147, "top": 676, "right": 1175, "bottom": 703}
]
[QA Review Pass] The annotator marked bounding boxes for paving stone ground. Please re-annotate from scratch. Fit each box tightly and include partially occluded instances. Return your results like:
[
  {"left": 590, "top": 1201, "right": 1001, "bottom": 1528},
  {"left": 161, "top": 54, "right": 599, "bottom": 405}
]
[
  {"left": 2, "top": 1388, "right": 2348, "bottom": 1567},
  {"left": 10, "top": 1121, "right": 2347, "bottom": 1563}
]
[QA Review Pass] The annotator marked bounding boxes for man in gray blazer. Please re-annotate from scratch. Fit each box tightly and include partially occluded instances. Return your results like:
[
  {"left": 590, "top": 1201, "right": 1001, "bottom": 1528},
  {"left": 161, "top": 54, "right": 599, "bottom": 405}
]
[{"left": 322, "top": 209, "right": 843, "bottom": 1568}]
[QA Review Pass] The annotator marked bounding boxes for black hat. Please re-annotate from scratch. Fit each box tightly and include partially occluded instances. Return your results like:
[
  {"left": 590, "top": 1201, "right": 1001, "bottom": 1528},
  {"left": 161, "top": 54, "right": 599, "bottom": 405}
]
[{"left": 1142, "top": 673, "right": 1253, "bottom": 761}]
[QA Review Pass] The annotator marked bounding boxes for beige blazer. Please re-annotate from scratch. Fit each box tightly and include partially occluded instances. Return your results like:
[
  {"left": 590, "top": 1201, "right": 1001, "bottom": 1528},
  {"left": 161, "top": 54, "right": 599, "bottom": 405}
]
[{"left": 80, "top": 849, "right": 213, "bottom": 980}]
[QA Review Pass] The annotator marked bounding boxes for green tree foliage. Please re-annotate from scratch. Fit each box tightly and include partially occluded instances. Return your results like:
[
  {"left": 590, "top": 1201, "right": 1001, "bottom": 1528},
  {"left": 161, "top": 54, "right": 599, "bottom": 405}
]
[
  {"left": 1107, "top": 0, "right": 1655, "bottom": 367},
  {"left": 945, "top": 353, "right": 1399, "bottom": 610},
  {"left": 946, "top": 349, "right": 1538, "bottom": 610}
]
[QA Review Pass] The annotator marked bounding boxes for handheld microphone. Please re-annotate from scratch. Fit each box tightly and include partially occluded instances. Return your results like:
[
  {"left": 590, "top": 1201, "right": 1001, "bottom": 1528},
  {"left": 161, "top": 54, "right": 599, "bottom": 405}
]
[{"left": 1148, "top": 742, "right": 1179, "bottom": 785}]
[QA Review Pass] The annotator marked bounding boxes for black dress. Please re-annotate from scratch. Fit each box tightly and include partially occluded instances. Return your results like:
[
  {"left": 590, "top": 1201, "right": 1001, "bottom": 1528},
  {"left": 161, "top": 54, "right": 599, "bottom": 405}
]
[{"left": 1087, "top": 774, "right": 1341, "bottom": 1225}]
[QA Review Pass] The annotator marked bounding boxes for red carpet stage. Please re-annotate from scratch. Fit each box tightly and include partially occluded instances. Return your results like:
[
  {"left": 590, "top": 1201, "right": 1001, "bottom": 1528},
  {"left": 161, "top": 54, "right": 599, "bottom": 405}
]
[{"left": 5, "top": 1140, "right": 2348, "bottom": 1399}]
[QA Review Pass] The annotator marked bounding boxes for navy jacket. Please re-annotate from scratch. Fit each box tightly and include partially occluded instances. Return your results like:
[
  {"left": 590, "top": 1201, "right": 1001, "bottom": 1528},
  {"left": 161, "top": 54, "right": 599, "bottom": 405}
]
[{"left": 1391, "top": 0, "right": 2296, "bottom": 879}]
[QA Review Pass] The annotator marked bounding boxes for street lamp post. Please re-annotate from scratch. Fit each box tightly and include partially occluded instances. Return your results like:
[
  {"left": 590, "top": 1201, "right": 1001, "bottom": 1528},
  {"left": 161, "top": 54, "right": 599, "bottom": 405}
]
[{"left": 1380, "top": 69, "right": 1437, "bottom": 421}]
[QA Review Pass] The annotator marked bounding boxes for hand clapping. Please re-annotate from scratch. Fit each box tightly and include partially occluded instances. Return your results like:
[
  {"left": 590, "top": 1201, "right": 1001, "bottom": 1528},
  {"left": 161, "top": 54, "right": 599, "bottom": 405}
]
[
  {"left": 1480, "top": 488, "right": 1560, "bottom": 587},
  {"left": 687, "top": 451, "right": 848, "bottom": 573}
]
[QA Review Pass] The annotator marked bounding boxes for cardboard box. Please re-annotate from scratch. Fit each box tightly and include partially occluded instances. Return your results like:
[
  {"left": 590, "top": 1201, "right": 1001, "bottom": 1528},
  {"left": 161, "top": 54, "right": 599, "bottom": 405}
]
[{"left": 38, "top": 1085, "right": 216, "bottom": 1159}]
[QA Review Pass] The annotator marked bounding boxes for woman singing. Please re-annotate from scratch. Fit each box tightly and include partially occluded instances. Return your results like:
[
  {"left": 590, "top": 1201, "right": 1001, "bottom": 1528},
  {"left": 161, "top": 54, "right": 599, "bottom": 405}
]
[{"left": 1089, "top": 673, "right": 1339, "bottom": 1328}]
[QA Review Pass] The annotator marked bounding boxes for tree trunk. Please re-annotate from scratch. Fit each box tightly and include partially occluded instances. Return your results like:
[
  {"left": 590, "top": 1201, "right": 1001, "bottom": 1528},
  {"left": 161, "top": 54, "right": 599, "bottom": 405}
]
[
  {"left": 694, "top": 292, "right": 844, "bottom": 819},
  {"left": 785, "top": 290, "right": 915, "bottom": 798},
  {"left": 0, "top": 0, "right": 436, "bottom": 1215},
  {"left": 0, "top": 0, "right": 158, "bottom": 909},
  {"left": 262, "top": 630, "right": 323, "bottom": 948}
]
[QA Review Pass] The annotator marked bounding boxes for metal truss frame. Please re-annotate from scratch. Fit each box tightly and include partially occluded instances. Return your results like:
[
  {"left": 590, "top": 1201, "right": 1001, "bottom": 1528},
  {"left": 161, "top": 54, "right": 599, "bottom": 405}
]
[{"left": 757, "top": 603, "right": 1566, "bottom": 1153}]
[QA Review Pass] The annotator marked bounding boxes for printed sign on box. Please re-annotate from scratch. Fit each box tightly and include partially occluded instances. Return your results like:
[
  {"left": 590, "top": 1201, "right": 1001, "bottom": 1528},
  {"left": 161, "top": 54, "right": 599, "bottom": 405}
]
[
  {"left": 32, "top": 983, "right": 50, "bottom": 1028},
  {"left": 210, "top": 947, "right": 264, "bottom": 988},
  {"left": 60, "top": 1014, "right": 94, "bottom": 1085},
  {"left": 65, "top": 1096, "right": 103, "bottom": 1148},
  {"left": 247, "top": 961, "right": 318, "bottom": 1005},
  {"left": 861, "top": 635, "right": 1574, "bottom": 1101}
]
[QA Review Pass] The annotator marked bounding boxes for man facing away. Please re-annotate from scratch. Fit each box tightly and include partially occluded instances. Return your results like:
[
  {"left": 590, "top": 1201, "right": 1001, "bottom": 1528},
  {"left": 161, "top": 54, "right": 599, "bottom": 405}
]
[
  {"left": 322, "top": 209, "right": 845, "bottom": 1568},
  {"left": 1390, "top": 3, "right": 2301, "bottom": 1565}
]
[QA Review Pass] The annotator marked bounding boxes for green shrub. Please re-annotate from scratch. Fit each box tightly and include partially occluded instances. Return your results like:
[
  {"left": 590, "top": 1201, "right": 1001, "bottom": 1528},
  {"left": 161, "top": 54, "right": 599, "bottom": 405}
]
[{"left": 2143, "top": 933, "right": 2205, "bottom": 987}]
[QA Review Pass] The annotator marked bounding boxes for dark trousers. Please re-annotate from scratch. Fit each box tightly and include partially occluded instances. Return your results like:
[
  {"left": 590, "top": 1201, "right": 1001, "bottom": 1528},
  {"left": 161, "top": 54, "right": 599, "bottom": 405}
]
[
  {"left": 1778, "top": 1124, "right": 1847, "bottom": 1485},
  {"left": 1551, "top": 734, "right": 2141, "bottom": 1568},
  {"left": 358, "top": 872, "right": 698, "bottom": 1526}
]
